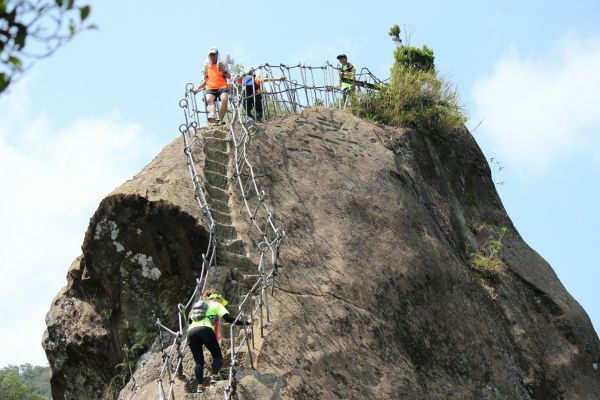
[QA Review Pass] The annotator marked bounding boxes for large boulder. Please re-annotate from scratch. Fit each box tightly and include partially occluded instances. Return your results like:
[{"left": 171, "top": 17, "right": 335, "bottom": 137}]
[
  {"left": 43, "top": 138, "right": 212, "bottom": 399},
  {"left": 44, "top": 108, "right": 600, "bottom": 399}
]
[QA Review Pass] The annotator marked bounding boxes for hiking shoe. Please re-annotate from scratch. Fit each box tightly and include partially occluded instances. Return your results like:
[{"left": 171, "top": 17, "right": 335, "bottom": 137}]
[
  {"left": 209, "top": 375, "right": 219, "bottom": 385},
  {"left": 207, "top": 115, "right": 217, "bottom": 124},
  {"left": 196, "top": 385, "right": 205, "bottom": 393}
]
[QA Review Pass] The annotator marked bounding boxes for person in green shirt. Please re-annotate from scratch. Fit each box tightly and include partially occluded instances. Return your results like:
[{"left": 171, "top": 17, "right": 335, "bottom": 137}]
[
  {"left": 337, "top": 53, "right": 356, "bottom": 106},
  {"left": 187, "top": 292, "right": 250, "bottom": 394}
]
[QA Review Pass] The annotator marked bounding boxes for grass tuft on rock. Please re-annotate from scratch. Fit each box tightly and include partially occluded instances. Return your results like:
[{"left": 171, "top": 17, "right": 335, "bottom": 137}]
[{"left": 468, "top": 225, "right": 510, "bottom": 281}]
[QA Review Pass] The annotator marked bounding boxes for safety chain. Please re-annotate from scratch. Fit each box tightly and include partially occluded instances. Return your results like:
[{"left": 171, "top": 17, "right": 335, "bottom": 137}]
[
  {"left": 220, "top": 89, "right": 287, "bottom": 400},
  {"left": 254, "top": 62, "right": 383, "bottom": 118},
  {"left": 153, "top": 84, "right": 219, "bottom": 400},
  {"left": 152, "top": 62, "right": 382, "bottom": 399},
  {"left": 196, "top": 62, "right": 385, "bottom": 123}
]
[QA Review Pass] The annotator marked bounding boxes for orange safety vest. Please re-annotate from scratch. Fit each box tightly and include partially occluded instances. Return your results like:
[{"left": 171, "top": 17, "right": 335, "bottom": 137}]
[{"left": 205, "top": 63, "right": 228, "bottom": 90}]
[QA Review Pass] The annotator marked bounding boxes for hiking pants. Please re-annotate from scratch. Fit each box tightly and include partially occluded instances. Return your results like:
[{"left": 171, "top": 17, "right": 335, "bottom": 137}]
[
  {"left": 187, "top": 326, "right": 222, "bottom": 384},
  {"left": 244, "top": 93, "right": 263, "bottom": 120}
]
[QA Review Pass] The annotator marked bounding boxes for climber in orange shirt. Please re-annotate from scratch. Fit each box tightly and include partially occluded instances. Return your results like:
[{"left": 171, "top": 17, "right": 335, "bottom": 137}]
[{"left": 194, "top": 47, "right": 231, "bottom": 125}]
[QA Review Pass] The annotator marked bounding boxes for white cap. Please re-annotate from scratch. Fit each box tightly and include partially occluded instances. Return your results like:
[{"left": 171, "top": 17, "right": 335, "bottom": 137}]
[{"left": 208, "top": 47, "right": 218, "bottom": 55}]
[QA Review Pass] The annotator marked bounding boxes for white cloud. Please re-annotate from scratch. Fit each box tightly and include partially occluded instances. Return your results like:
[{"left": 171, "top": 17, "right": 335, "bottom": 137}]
[
  {"left": 472, "top": 34, "right": 600, "bottom": 173},
  {"left": 0, "top": 81, "right": 155, "bottom": 366}
]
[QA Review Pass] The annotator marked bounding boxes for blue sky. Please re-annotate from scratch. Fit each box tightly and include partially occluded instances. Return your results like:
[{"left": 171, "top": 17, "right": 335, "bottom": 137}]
[{"left": 0, "top": 0, "right": 598, "bottom": 366}]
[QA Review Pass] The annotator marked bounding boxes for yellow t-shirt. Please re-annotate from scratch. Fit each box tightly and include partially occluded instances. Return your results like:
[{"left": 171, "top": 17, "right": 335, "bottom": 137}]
[{"left": 189, "top": 301, "right": 229, "bottom": 330}]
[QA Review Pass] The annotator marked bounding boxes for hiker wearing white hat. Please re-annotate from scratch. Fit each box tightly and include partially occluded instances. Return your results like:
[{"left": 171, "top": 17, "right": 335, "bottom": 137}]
[{"left": 194, "top": 47, "right": 231, "bottom": 125}]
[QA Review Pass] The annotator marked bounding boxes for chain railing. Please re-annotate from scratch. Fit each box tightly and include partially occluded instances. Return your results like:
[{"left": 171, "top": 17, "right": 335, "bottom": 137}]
[
  {"left": 151, "top": 61, "right": 382, "bottom": 400},
  {"left": 221, "top": 86, "right": 287, "bottom": 398},
  {"left": 248, "top": 62, "right": 384, "bottom": 118},
  {"left": 152, "top": 86, "right": 220, "bottom": 400},
  {"left": 193, "top": 62, "right": 384, "bottom": 125}
]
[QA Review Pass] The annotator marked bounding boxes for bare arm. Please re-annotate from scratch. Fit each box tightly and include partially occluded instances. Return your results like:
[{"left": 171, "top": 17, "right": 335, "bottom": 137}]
[
  {"left": 195, "top": 80, "right": 207, "bottom": 94},
  {"left": 194, "top": 67, "right": 209, "bottom": 94}
]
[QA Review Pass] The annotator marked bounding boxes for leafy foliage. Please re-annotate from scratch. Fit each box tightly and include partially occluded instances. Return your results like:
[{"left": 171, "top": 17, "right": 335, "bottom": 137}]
[
  {"left": 394, "top": 45, "right": 435, "bottom": 72},
  {"left": 0, "top": 364, "right": 51, "bottom": 399},
  {"left": 0, "top": 0, "right": 94, "bottom": 93},
  {"left": 130, "top": 331, "right": 152, "bottom": 357},
  {"left": 113, "top": 362, "right": 130, "bottom": 391},
  {"left": 109, "top": 330, "right": 154, "bottom": 395},
  {"left": 388, "top": 24, "right": 401, "bottom": 45},
  {"left": 232, "top": 62, "right": 245, "bottom": 75},
  {"left": 100, "top": 307, "right": 113, "bottom": 320},
  {"left": 350, "top": 24, "right": 466, "bottom": 134}
]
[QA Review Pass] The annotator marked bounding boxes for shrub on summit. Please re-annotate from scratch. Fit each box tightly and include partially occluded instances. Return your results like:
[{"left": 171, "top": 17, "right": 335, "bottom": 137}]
[{"left": 351, "top": 24, "right": 466, "bottom": 134}]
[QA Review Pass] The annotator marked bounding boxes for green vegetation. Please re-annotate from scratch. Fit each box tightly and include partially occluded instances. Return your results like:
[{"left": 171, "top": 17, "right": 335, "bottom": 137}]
[
  {"left": 130, "top": 331, "right": 153, "bottom": 357},
  {"left": 101, "top": 307, "right": 113, "bottom": 320},
  {"left": 350, "top": 24, "right": 467, "bottom": 134},
  {"left": 393, "top": 43, "right": 434, "bottom": 72},
  {"left": 0, "top": 364, "right": 51, "bottom": 399},
  {"left": 113, "top": 361, "right": 130, "bottom": 392},
  {"left": 468, "top": 225, "right": 510, "bottom": 280},
  {"left": 111, "top": 330, "right": 154, "bottom": 394},
  {"left": 233, "top": 63, "right": 245, "bottom": 75},
  {"left": 0, "top": 1, "right": 95, "bottom": 93},
  {"left": 464, "top": 192, "right": 479, "bottom": 208},
  {"left": 263, "top": 95, "right": 294, "bottom": 119},
  {"left": 388, "top": 24, "right": 402, "bottom": 45}
]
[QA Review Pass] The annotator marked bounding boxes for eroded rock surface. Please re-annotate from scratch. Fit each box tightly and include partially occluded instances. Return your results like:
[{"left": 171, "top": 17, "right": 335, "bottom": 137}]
[{"left": 44, "top": 108, "right": 599, "bottom": 399}]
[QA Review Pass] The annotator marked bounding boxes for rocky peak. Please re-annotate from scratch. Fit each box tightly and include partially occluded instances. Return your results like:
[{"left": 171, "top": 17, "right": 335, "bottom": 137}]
[{"left": 44, "top": 108, "right": 599, "bottom": 399}]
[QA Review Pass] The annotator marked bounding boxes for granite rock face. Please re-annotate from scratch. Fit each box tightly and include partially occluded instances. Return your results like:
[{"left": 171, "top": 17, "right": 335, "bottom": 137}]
[{"left": 44, "top": 108, "right": 599, "bottom": 399}]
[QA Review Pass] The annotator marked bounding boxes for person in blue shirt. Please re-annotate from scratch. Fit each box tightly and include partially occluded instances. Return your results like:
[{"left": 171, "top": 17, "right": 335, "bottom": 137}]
[{"left": 239, "top": 69, "right": 285, "bottom": 121}]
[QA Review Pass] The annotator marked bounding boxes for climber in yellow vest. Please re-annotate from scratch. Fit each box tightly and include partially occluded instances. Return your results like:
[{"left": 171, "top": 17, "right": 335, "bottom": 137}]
[
  {"left": 187, "top": 291, "right": 250, "bottom": 394},
  {"left": 337, "top": 53, "right": 355, "bottom": 105},
  {"left": 194, "top": 47, "right": 231, "bottom": 125}
]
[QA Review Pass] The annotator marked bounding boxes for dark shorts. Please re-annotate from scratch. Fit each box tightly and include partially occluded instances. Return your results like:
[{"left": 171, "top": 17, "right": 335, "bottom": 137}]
[{"left": 206, "top": 88, "right": 229, "bottom": 97}]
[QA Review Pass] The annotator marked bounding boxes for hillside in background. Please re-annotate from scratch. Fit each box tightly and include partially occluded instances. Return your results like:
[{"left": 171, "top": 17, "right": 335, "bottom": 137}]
[{"left": 0, "top": 364, "right": 51, "bottom": 399}]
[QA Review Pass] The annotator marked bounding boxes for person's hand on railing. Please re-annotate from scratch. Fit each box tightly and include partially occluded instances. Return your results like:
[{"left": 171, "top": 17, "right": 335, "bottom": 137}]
[{"left": 194, "top": 81, "right": 206, "bottom": 95}]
